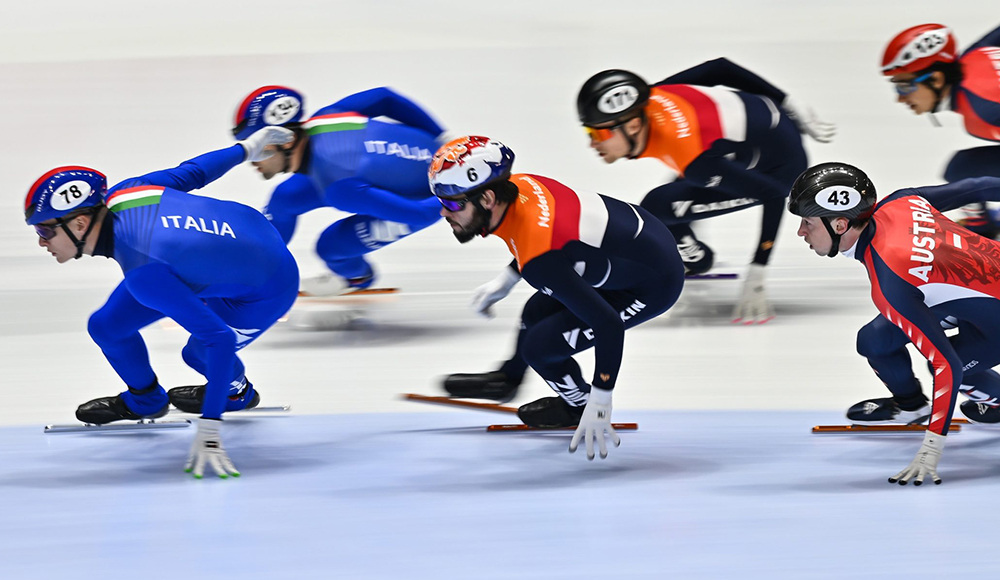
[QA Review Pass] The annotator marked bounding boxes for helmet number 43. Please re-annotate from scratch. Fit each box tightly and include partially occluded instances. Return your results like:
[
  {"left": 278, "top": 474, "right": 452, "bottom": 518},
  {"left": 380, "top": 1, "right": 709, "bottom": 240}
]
[{"left": 816, "top": 185, "right": 860, "bottom": 211}]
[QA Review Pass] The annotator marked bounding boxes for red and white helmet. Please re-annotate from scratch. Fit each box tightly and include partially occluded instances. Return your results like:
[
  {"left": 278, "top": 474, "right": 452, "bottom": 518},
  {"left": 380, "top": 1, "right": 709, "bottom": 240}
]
[{"left": 881, "top": 24, "right": 958, "bottom": 76}]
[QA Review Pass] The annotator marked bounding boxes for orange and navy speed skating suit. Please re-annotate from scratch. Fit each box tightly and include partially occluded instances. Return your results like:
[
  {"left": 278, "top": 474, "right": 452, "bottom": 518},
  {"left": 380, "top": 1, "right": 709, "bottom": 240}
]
[
  {"left": 853, "top": 177, "right": 1000, "bottom": 436},
  {"left": 634, "top": 59, "right": 808, "bottom": 274},
  {"left": 491, "top": 174, "right": 684, "bottom": 406}
]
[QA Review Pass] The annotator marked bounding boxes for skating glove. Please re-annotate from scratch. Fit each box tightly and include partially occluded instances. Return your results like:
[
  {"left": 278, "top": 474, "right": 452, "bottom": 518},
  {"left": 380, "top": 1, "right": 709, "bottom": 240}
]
[
  {"left": 569, "top": 387, "right": 620, "bottom": 460},
  {"left": 471, "top": 267, "right": 521, "bottom": 318},
  {"left": 889, "top": 430, "right": 945, "bottom": 486},
  {"left": 732, "top": 263, "right": 774, "bottom": 324},
  {"left": 239, "top": 126, "right": 296, "bottom": 162},
  {"left": 185, "top": 417, "right": 240, "bottom": 479},
  {"left": 781, "top": 96, "right": 836, "bottom": 143}
]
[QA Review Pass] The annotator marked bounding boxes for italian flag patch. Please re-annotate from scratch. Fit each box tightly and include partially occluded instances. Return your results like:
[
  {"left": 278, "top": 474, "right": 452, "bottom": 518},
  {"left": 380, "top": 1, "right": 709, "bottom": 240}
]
[
  {"left": 106, "top": 186, "right": 164, "bottom": 213},
  {"left": 304, "top": 112, "right": 368, "bottom": 135}
]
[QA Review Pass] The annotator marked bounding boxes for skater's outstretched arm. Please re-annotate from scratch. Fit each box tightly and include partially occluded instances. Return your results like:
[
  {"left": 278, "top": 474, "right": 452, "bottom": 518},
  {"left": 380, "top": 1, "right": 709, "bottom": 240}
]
[
  {"left": 110, "top": 127, "right": 294, "bottom": 194},
  {"left": 966, "top": 23, "right": 1000, "bottom": 52},
  {"left": 329, "top": 87, "right": 445, "bottom": 137},
  {"left": 322, "top": 178, "right": 441, "bottom": 227},
  {"left": 655, "top": 58, "right": 787, "bottom": 103},
  {"left": 123, "top": 262, "right": 237, "bottom": 420},
  {"left": 902, "top": 177, "right": 1000, "bottom": 212}
]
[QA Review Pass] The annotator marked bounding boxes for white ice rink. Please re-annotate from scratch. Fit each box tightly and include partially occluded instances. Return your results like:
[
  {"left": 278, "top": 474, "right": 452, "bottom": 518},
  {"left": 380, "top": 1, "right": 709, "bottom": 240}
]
[{"left": 1, "top": 2, "right": 997, "bottom": 578}]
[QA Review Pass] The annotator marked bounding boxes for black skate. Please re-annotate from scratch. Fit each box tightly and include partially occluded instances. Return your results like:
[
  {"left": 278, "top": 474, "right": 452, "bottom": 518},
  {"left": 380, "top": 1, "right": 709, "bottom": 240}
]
[
  {"left": 960, "top": 401, "right": 1000, "bottom": 424},
  {"left": 75, "top": 395, "right": 169, "bottom": 425},
  {"left": 443, "top": 371, "right": 519, "bottom": 403},
  {"left": 168, "top": 384, "right": 260, "bottom": 414},
  {"left": 517, "top": 396, "right": 586, "bottom": 429},
  {"left": 847, "top": 396, "right": 930, "bottom": 425}
]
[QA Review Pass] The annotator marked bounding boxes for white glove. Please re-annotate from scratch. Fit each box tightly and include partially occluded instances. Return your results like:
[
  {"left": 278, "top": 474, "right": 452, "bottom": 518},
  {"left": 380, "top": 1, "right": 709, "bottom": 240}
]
[
  {"left": 185, "top": 418, "right": 240, "bottom": 479},
  {"left": 569, "top": 387, "right": 620, "bottom": 460},
  {"left": 889, "top": 430, "right": 945, "bottom": 486},
  {"left": 732, "top": 263, "right": 774, "bottom": 324},
  {"left": 471, "top": 267, "right": 521, "bottom": 318},
  {"left": 239, "top": 126, "right": 296, "bottom": 162},
  {"left": 781, "top": 96, "right": 836, "bottom": 143}
]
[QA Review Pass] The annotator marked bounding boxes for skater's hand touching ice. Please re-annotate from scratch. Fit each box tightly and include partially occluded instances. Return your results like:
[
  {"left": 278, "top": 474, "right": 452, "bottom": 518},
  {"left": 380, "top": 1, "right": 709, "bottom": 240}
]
[
  {"left": 732, "top": 263, "right": 774, "bottom": 324},
  {"left": 889, "top": 431, "right": 945, "bottom": 486},
  {"left": 186, "top": 418, "right": 240, "bottom": 479},
  {"left": 569, "top": 388, "right": 620, "bottom": 460}
]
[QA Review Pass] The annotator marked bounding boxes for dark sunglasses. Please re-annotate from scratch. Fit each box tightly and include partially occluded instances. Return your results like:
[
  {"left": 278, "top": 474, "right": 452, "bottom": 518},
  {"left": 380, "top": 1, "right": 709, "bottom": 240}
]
[
  {"left": 437, "top": 189, "right": 486, "bottom": 212},
  {"left": 893, "top": 72, "right": 933, "bottom": 96},
  {"left": 33, "top": 222, "right": 62, "bottom": 241}
]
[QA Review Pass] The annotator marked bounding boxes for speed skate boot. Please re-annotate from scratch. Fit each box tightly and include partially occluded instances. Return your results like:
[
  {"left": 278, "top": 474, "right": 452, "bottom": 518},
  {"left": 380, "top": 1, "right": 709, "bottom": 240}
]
[
  {"left": 168, "top": 378, "right": 260, "bottom": 414},
  {"left": 76, "top": 383, "right": 169, "bottom": 425},
  {"left": 960, "top": 401, "right": 1000, "bottom": 424},
  {"left": 846, "top": 394, "right": 930, "bottom": 425},
  {"left": 299, "top": 272, "right": 375, "bottom": 297},
  {"left": 517, "top": 396, "right": 586, "bottom": 429},
  {"left": 443, "top": 371, "right": 520, "bottom": 403}
]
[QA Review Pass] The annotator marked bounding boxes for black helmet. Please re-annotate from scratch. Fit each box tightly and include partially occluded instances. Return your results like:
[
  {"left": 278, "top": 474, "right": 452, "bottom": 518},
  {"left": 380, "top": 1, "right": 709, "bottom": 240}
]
[
  {"left": 788, "top": 162, "right": 877, "bottom": 220},
  {"left": 577, "top": 69, "right": 650, "bottom": 126},
  {"left": 789, "top": 163, "right": 877, "bottom": 257}
]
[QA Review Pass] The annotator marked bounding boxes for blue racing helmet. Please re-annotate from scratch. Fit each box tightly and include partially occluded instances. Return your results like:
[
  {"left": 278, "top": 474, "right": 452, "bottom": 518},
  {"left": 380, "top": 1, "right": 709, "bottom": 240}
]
[
  {"left": 25, "top": 166, "right": 107, "bottom": 225},
  {"left": 232, "top": 85, "right": 305, "bottom": 140}
]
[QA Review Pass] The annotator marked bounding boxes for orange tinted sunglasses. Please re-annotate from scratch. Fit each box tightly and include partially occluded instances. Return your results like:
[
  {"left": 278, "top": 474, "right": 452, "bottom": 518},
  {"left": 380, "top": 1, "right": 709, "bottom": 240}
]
[{"left": 583, "top": 119, "right": 628, "bottom": 143}]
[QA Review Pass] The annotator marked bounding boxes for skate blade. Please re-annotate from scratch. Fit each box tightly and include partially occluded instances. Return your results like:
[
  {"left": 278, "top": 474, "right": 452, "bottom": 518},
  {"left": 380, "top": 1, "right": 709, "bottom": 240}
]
[
  {"left": 685, "top": 273, "right": 738, "bottom": 280},
  {"left": 297, "top": 287, "right": 400, "bottom": 300},
  {"left": 402, "top": 393, "right": 519, "bottom": 414},
  {"left": 168, "top": 405, "right": 291, "bottom": 415},
  {"left": 487, "top": 423, "right": 638, "bottom": 432},
  {"left": 812, "top": 422, "right": 963, "bottom": 434},
  {"left": 44, "top": 419, "right": 192, "bottom": 434}
]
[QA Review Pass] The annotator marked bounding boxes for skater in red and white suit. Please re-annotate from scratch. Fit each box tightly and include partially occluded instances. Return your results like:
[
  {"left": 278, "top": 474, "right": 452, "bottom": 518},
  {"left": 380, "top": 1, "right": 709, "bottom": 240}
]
[{"left": 789, "top": 162, "right": 1000, "bottom": 485}]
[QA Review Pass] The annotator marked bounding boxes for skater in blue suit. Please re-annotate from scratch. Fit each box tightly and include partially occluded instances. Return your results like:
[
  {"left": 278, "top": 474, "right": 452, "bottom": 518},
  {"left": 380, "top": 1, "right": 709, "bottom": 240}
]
[
  {"left": 24, "top": 126, "right": 297, "bottom": 478},
  {"left": 232, "top": 86, "right": 447, "bottom": 295}
]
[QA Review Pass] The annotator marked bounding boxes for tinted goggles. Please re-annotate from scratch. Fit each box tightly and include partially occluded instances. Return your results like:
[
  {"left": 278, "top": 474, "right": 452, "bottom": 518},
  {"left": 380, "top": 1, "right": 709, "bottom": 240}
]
[
  {"left": 437, "top": 189, "right": 486, "bottom": 212},
  {"left": 893, "top": 72, "right": 933, "bottom": 96},
  {"left": 583, "top": 119, "right": 629, "bottom": 143},
  {"left": 33, "top": 222, "right": 60, "bottom": 241}
]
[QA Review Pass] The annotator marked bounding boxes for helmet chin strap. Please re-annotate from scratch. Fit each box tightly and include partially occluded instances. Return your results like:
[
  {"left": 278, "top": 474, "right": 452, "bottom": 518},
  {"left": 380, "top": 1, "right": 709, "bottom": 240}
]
[
  {"left": 59, "top": 212, "right": 100, "bottom": 259},
  {"left": 624, "top": 112, "right": 647, "bottom": 160},
  {"left": 820, "top": 217, "right": 842, "bottom": 258}
]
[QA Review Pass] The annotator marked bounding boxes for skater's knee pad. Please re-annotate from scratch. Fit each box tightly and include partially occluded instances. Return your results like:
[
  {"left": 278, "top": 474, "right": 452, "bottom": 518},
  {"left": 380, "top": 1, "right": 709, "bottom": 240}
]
[{"left": 120, "top": 381, "right": 168, "bottom": 416}]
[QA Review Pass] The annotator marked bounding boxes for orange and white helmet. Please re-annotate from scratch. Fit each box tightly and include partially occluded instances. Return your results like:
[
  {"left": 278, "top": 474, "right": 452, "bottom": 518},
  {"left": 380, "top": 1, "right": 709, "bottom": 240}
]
[{"left": 881, "top": 24, "right": 958, "bottom": 76}]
